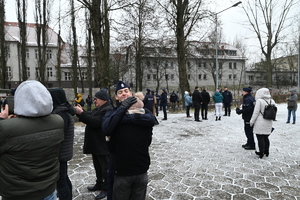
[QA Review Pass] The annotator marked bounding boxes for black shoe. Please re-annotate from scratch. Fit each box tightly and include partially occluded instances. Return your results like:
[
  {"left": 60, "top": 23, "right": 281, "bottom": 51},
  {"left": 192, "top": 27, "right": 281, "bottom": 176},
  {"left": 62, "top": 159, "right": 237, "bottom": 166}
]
[
  {"left": 87, "top": 185, "right": 100, "bottom": 191},
  {"left": 265, "top": 152, "right": 269, "bottom": 157},
  {"left": 242, "top": 144, "right": 247, "bottom": 148},
  {"left": 292, "top": 122, "right": 295, "bottom": 124},
  {"left": 223, "top": 114, "right": 227, "bottom": 116},
  {"left": 95, "top": 191, "right": 107, "bottom": 199},
  {"left": 255, "top": 151, "right": 264, "bottom": 158},
  {"left": 243, "top": 145, "right": 255, "bottom": 150},
  {"left": 218, "top": 117, "right": 221, "bottom": 120},
  {"left": 162, "top": 118, "right": 167, "bottom": 120},
  {"left": 286, "top": 121, "right": 290, "bottom": 123}
]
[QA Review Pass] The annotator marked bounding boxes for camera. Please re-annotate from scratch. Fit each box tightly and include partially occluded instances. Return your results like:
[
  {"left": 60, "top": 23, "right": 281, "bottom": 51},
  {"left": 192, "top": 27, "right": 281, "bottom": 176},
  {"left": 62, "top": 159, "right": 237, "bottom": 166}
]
[{"left": 6, "top": 96, "right": 14, "bottom": 115}]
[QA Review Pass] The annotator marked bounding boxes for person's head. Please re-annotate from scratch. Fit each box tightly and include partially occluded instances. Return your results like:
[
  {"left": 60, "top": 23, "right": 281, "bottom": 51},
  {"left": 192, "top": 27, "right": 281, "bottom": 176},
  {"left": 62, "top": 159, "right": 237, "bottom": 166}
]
[
  {"left": 195, "top": 86, "right": 199, "bottom": 90},
  {"left": 77, "top": 93, "right": 82, "bottom": 98},
  {"left": 151, "top": 91, "right": 155, "bottom": 96},
  {"left": 94, "top": 90, "right": 109, "bottom": 107},
  {"left": 242, "top": 87, "right": 252, "bottom": 96},
  {"left": 184, "top": 91, "right": 189, "bottom": 95},
  {"left": 134, "top": 92, "right": 144, "bottom": 101},
  {"left": 129, "top": 98, "right": 144, "bottom": 110},
  {"left": 224, "top": 87, "right": 228, "bottom": 91},
  {"left": 290, "top": 89, "right": 296, "bottom": 95},
  {"left": 162, "top": 89, "right": 166, "bottom": 93},
  {"left": 14, "top": 80, "right": 53, "bottom": 117},
  {"left": 48, "top": 88, "right": 68, "bottom": 110},
  {"left": 146, "top": 88, "right": 150, "bottom": 94},
  {"left": 115, "top": 81, "right": 132, "bottom": 102}
]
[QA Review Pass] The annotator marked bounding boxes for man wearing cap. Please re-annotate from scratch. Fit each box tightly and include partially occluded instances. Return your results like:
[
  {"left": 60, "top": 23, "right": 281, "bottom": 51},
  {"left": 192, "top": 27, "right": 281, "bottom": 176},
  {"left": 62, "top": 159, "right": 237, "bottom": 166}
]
[
  {"left": 74, "top": 90, "right": 113, "bottom": 199},
  {"left": 236, "top": 87, "right": 256, "bottom": 150},
  {"left": 160, "top": 89, "right": 168, "bottom": 120},
  {"left": 102, "top": 81, "right": 157, "bottom": 200}
]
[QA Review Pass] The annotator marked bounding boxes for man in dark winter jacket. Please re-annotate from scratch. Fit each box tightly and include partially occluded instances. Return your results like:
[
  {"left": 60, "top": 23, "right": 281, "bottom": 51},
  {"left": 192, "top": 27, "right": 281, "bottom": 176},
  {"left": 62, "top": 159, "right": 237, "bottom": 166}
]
[
  {"left": 143, "top": 88, "right": 154, "bottom": 114},
  {"left": 192, "top": 86, "right": 203, "bottom": 122},
  {"left": 49, "top": 88, "right": 76, "bottom": 200},
  {"left": 0, "top": 80, "right": 64, "bottom": 200},
  {"left": 102, "top": 80, "right": 157, "bottom": 200},
  {"left": 170, "top": 91, "right": 178, "bottom": 111},
  {"left": 201, "top": 88, "right": 210, "bottom": 120},
  {"left": 236, "top": 87, "right": 256, "bottom": 150},
  {"left": 222, "top": 87, "right": 233, "bottom": 116},
  {"left": 75, "top": 90, "right": 113, "bottom": 199}
]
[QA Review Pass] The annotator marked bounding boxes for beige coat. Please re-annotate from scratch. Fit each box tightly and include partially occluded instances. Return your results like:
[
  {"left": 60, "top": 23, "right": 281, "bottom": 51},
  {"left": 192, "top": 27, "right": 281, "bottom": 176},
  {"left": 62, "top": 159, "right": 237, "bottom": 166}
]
[{"left": 250, "top": 88, "right": 276, "bottom": 135}]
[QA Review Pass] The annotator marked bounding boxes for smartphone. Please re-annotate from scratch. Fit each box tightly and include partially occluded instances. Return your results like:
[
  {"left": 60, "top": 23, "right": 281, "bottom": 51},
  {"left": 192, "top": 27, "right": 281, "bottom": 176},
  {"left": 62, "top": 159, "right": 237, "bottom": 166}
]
[{"left": 6, "top": 96, "right": 14, "bottom": 115}]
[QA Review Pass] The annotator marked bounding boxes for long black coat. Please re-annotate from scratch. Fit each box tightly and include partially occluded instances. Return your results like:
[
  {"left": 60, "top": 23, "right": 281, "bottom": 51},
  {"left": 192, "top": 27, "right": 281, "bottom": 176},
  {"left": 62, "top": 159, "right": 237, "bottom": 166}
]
[{"left": 77, "top": 101, "right": 113, "bottom": 155}]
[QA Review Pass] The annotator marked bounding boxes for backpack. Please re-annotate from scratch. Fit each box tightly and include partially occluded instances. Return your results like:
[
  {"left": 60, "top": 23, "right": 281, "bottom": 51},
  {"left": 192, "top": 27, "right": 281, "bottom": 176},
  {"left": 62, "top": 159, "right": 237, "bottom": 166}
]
[{"left": 260, "top": 99, "right": 277, "bottom": 120}]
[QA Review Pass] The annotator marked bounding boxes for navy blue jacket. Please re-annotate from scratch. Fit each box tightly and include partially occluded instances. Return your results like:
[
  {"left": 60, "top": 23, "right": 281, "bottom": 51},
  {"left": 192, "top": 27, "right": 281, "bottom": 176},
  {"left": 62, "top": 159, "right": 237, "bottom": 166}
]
[
  {"left": 143, "top": 93, "right": 154, "bottom": 111},
  {"left": 222, "top": 90, "right": 233, "bottom": 104},
  {"left": 102, "top": 104, "right": 157, "bottom": 176},
  {"left": 160, "top": 92, "right": 167, "bottom": 107},
  {"left": 241, "top": 93, "right": 255, "bottom": 121}
]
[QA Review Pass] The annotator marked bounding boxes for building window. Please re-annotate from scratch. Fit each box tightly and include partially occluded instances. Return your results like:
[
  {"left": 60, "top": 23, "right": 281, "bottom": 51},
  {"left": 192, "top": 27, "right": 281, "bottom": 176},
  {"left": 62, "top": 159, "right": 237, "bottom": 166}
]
[
  {"left": 171, "top": 74, "right": 174, "bottom": 80},
  {"left": 35, "top": 49, "right": 38, "bottom": 59},
  {"left": 27, "top": 67, "right": 30, "bottom": 77},
  {"left": 229, "top": 74, "right": 232, "bottom": 79},
  {"left": 219, "top": 63, "right": 222, "bottom": 69},
  {"left": 7, "top": 46, "right": 10, "bottom": 58},
  {"left": 47, "top": 67, "right": 53, "bottom": 77},
  {"left": 35, "top": 67, "right": 39, "bottom": 78},
  {"left": 203, "top": 62, "right": 207, "bottom": 68},
  {"left": 7, "top": 66, "right": 12, "bottom": 79},
  {"left": 233, "top": 74, "right": 237, "bottom": 79},
  {"left": 203, "top": 74, "right": 207, "bottom": 80},
  {"left": 147, "top": 74, "right": 151, "bottom": 80},
  {"left": 249, "top": 75, "right": 254, "bottom": 81},
  {"left": 26, "top": 49, "right": 29, "bottom": 59},
  {"left": 153, "top": 74, "right": 157, "bottom": 80},
  {"left": 198, "top": 62, "right": 201, "bottom": 68},
  {"left": 165, "top": 74, "right": 169, "bottom": 80},
  {"left": 199, "top": 74, "right": 202, "bottom": 80},
  {"left": 46, "top": 49, "right": 52, "bottom": 59},
  {"left": 65, "top": 72, "right": 71, "bottom": 80},
  {"left": 187, "top": 61, "right": 191, "bottom": 68},
  {"left": 146, "top": 60, "right": 150, "bottom": 67},
  {"left": 81, "top": 71, "right": 87, "bottom": 80},
  {"left": 229, "top": 62, "right": 232, "bottom": 69},
  {"left": 171, "top": 62, "right": 174, "bottom": 68},
  {"left": 187, "top": 74, "right": 191, "bottom": 80},
  {"left": 165, "top": 62, "right": 168, "bottom": 68},
  {"left": 234, "top": 63, "right": 237, "bottom": 69}
]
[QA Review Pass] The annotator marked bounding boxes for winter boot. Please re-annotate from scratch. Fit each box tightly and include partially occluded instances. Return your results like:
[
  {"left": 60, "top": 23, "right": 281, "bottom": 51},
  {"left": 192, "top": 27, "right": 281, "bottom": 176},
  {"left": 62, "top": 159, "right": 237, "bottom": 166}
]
[
  {"left": 215, "top": 117, "right": 218, "bottom": 121},
  {"left": 218, "top": 116, "right": 221, "bottom": 120}
]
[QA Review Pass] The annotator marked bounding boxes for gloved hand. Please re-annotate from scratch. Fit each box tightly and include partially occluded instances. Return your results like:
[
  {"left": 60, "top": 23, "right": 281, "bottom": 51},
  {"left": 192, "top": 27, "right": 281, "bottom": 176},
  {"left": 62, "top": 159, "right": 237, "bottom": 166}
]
[
  {"left": 236, "top": 107, "right": 242, "bottom": 115},
  {"left": 121, "top": 96, "right": 137, "bottom": 109}
]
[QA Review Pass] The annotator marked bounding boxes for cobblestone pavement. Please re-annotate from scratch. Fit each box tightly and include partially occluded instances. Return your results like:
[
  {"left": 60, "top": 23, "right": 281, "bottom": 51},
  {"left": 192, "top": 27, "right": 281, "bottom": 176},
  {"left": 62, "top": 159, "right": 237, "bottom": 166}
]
[{"left": 1, "top": 105, "right": 300, "bottom": 200}]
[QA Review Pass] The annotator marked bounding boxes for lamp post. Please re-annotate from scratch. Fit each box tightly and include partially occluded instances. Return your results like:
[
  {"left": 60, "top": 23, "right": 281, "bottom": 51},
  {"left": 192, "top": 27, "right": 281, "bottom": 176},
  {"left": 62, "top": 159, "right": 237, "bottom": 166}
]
[{"left": 215, "top": 1, "right": 242, "bottom": 90}]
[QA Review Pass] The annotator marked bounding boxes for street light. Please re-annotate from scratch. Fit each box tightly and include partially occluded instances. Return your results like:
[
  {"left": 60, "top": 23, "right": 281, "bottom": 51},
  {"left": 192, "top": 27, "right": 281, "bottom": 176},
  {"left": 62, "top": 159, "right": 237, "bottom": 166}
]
[{"left": 215, "top": 1, "right": 242, "bottom": 90}]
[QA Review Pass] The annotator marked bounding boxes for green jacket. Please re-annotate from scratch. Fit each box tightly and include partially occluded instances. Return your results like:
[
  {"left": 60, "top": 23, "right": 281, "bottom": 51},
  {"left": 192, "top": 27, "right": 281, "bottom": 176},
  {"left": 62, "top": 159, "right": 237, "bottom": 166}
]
[{"left": 0, "top": 114, "right": 64, "bottom": 200}]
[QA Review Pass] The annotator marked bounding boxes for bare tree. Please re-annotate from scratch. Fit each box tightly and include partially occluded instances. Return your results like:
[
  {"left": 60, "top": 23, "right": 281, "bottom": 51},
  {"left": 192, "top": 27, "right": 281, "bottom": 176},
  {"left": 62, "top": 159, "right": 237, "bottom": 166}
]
[
  {"left": 0, "top": 0, "right": 8, "bottom": 88},
  {"left": 16, "top": 0, "right": 27, "bottom": 81},
  {"left": 77, "top": 0, "right": 111, "bottom": 88},
  {"left": 56, "top": 1, "right": 62, "bottom": 87},
  {"left": 157, "top": 0, "right": 206, "bottom": 102},
  {"left": 242, "top": 0, "right": 296, "bottom": 88},
  {"left": 34, "top": 0, "right": 51, "bottom": 85},
  {"left": 115, "top": 0, "right": 156, "bottom": 91}
]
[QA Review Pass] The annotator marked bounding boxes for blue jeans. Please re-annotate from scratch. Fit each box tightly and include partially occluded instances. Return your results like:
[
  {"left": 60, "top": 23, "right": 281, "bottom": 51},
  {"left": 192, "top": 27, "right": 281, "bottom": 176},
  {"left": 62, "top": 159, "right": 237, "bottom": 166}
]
[
  {"left": 41, "top": 191, "right": 57, "bottom": 200},
  {"left": 287, "top": 109, "right": 296, "bottom": 123},
  {"left": 113, "top": 173, "right": 148, "bottom": 200}
]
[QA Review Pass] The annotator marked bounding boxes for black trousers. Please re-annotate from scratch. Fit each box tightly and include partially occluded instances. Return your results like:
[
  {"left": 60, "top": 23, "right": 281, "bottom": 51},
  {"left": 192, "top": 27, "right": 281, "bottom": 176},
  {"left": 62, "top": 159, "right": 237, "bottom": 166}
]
[
  {"left": 201, "top": 104, "right": 208, "bottom": 119},
  {"left": 162, "top": 105, "right": 167, "bottom": 119},
  {"left": 244, "top": 122, "right": 255, "bottom": 147},
  {"left": 256, "top": 134, "right": 270, "bottom": 154},
  {"left": 224, "top": 102, "right": 231, "bottom": 115},
  {"left": 92, "top": 154, "right": 109, "bottom": 191},
  {"left": 186, "top": 105, "right": 191, "bottom": 117},
  {"left": 194, "top": 104, "right": 201, "bottom": 121}
]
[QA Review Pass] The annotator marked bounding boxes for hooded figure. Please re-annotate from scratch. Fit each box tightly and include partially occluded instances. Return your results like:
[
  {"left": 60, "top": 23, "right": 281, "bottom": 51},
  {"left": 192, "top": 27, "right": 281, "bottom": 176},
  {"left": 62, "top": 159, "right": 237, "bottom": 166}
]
[
  {"left": 250, "top": 88, "right": 276, "bottom": 158},
  {"left": 286, "top": 89, "right": 298, "bottom": 124},
  {"left": 0, "top": 80, "right": 64, "bottom": 200}
]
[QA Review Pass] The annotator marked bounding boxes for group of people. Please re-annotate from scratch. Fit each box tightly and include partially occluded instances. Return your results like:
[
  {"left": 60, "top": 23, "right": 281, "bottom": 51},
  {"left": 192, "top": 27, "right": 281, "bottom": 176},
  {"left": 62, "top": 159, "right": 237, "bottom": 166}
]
[
  {"left": 0, "top": 80, "right": 159, "bottom": 200},
  {"left": 0, "top": 79, "right": 297, "bottom": 200}
]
